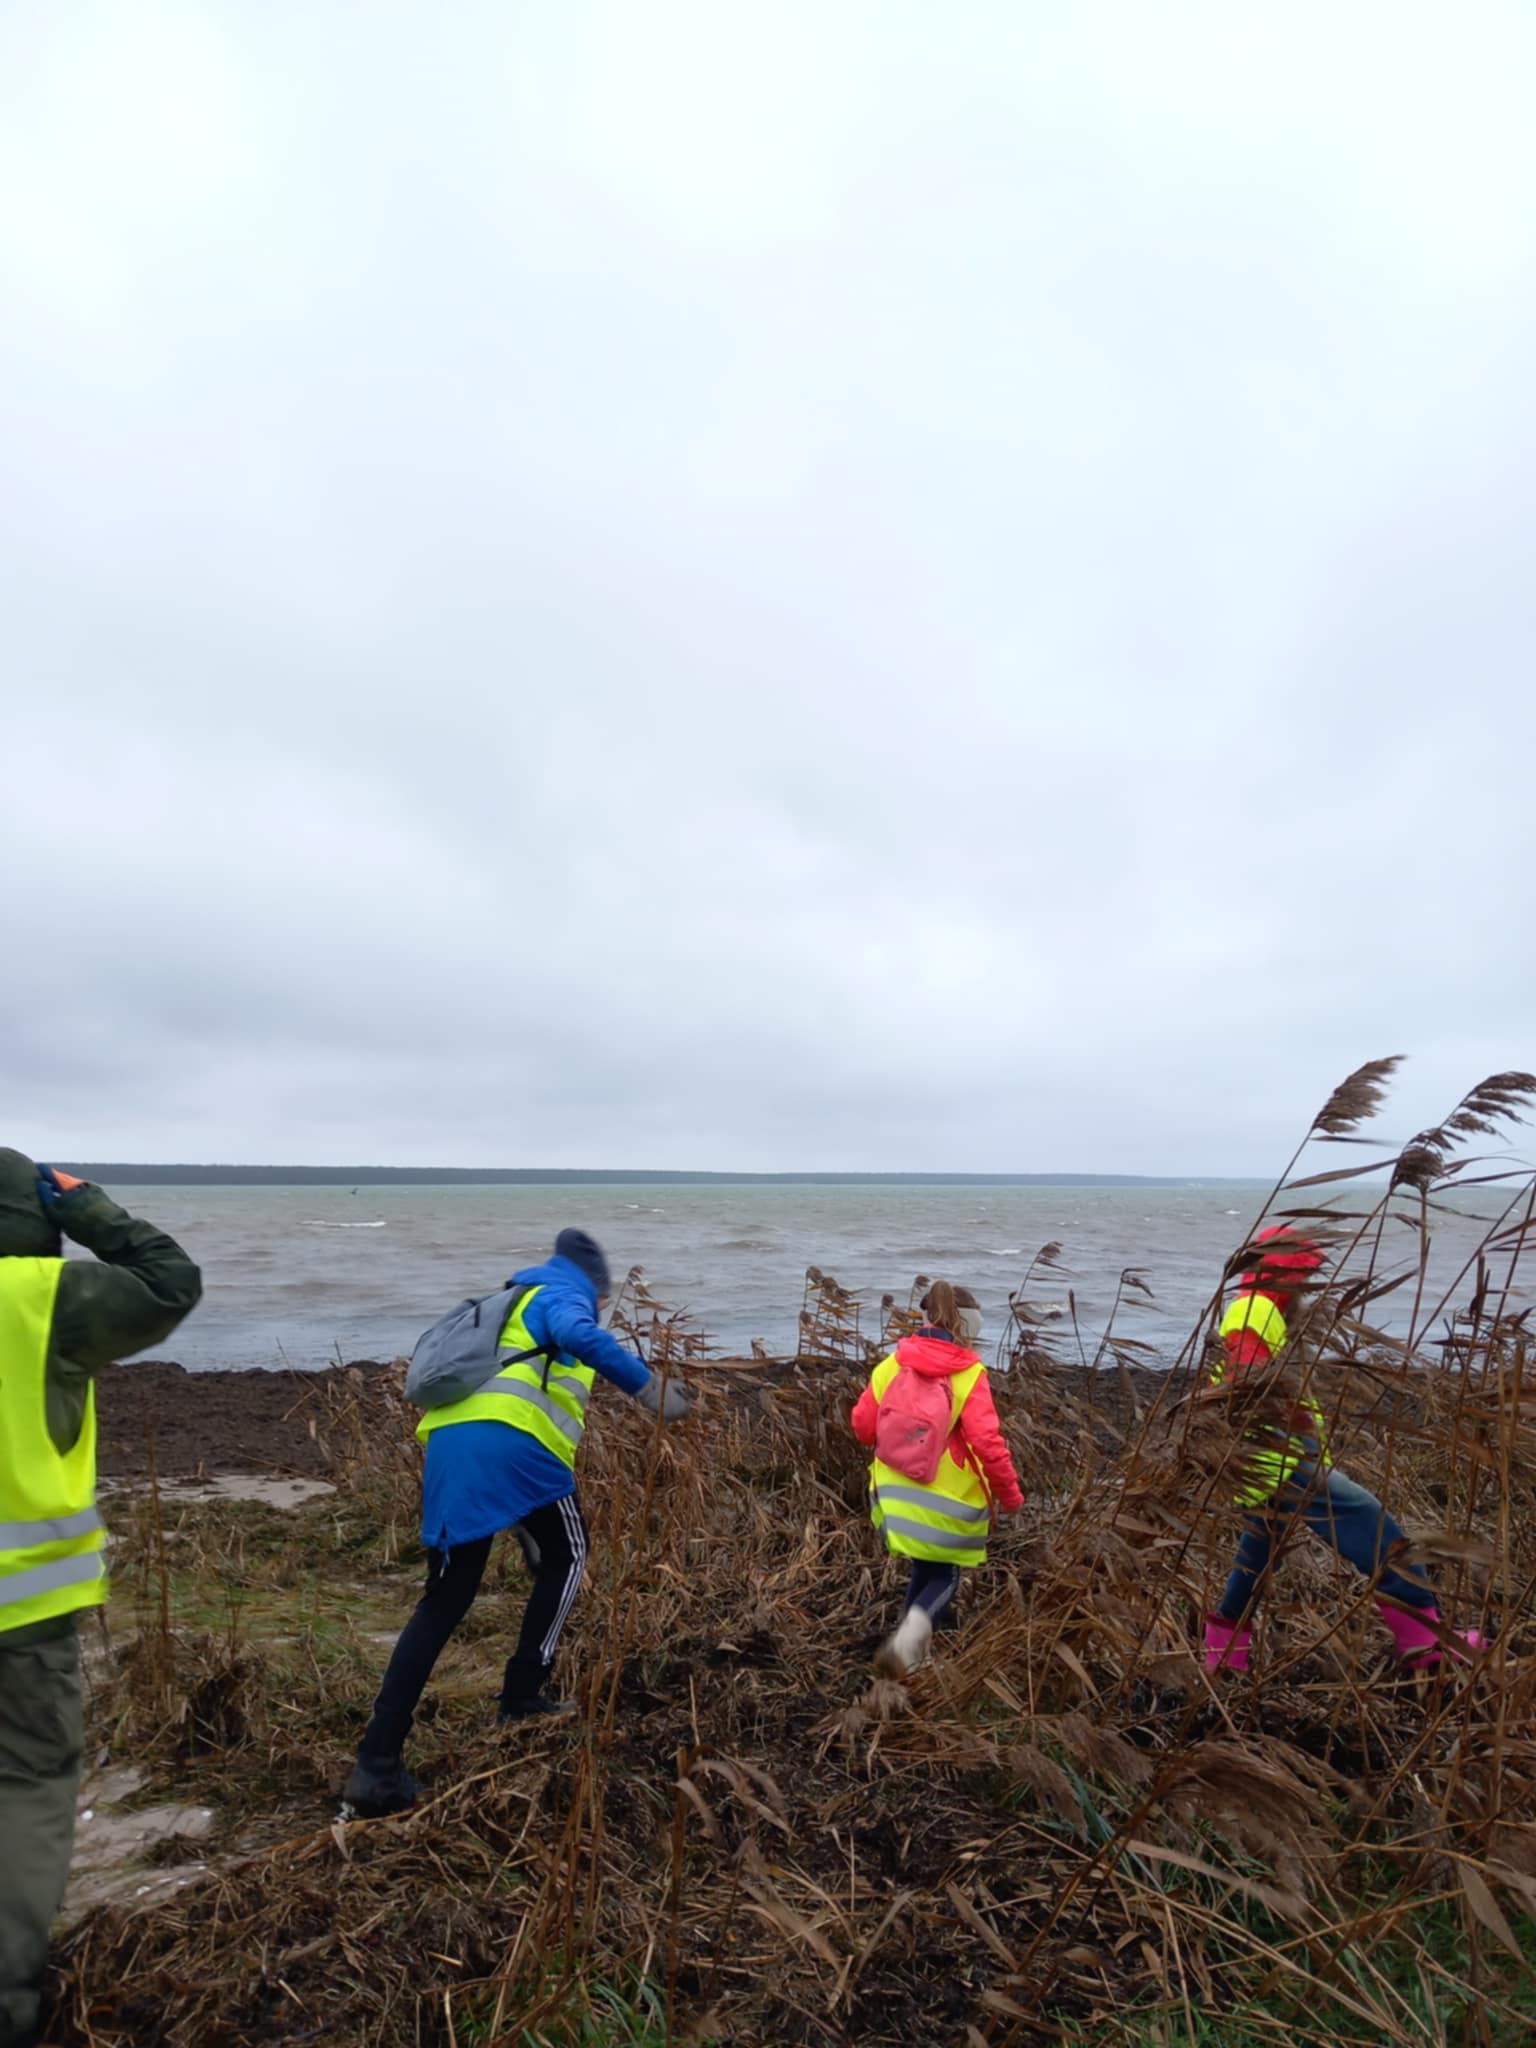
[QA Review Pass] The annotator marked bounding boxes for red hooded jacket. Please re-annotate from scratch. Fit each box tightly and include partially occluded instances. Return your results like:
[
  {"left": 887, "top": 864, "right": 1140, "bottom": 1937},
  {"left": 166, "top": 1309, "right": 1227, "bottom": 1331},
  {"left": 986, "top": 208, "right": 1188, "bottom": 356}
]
[
  {"left": 850, "top": 1330, "right": 1024, "bottom": 1513},
  {"left": 1220, "top": 1228, "right": 1327, "bottom": 1441},
  {"left": 1223, "top": 1227, "right": 1326, "bottom": 1373}
]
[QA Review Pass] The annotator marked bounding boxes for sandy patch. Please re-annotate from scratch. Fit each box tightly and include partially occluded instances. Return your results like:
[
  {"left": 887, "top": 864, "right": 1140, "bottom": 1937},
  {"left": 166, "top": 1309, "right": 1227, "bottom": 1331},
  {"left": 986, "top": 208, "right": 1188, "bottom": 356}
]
[
  {"left": 66, "top": 1766, "right": 216, "bottom": 1918},
  {"left": 104, "top": 1474, "right": 336, "bottom": 1511}
]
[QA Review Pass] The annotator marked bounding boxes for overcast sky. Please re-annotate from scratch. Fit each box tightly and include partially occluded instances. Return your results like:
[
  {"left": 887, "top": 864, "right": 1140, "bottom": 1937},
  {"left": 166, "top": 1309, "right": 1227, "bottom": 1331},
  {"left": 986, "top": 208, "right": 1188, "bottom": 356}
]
[{"left": 3, "top": 2, "right": 1534, "bottom": 1175}]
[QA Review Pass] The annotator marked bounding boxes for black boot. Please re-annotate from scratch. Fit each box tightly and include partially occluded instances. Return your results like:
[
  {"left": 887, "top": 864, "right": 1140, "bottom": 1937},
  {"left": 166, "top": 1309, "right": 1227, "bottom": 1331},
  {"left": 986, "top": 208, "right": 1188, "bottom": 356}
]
[
  {"left": 340, "top": 1754, "right": 421, "bottom": 1818},
  {"left": 497, "top": 1694, "right": 578, "bottom": 1725},
  {"left": 498, "top": 1652, "right": 577, "bottom": 1725}
]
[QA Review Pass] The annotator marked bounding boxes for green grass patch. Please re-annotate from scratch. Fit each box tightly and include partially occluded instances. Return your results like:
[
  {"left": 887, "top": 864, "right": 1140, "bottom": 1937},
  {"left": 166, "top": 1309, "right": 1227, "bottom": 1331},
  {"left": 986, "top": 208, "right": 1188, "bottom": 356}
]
[{"left": 455, "top": 1974, "right": 698, "bottom": 2048}]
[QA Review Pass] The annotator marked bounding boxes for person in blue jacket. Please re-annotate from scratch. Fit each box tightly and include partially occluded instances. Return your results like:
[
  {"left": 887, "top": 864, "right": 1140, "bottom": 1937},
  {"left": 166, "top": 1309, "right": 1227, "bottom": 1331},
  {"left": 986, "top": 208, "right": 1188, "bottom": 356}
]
[{"left": 343, "top": 1229, "right": 689, "bottom": 1818}]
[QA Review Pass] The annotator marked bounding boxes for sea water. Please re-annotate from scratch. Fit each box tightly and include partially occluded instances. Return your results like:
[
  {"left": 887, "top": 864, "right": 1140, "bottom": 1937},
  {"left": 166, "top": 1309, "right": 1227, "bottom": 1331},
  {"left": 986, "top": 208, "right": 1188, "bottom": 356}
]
[{"left": 87, "top": 1181, "right": 1512, "bottom": 1372}]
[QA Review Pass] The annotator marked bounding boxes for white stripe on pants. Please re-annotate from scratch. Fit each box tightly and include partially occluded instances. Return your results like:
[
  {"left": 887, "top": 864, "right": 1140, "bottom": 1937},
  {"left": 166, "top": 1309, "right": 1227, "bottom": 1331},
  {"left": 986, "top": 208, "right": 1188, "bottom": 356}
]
[{"left": 539, "top": 1493, "right": 588, "bottom": 1663}]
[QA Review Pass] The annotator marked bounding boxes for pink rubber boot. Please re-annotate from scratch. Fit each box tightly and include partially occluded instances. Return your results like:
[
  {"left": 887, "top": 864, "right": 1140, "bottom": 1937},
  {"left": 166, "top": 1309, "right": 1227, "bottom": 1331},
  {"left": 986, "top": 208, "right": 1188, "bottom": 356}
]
[
  {"left": 1204, "top": 1613, "right": 1252, "bottom": 1674},
  {"left": 1378, "top": 1601, "right": 1484, "bottom": 1671}
]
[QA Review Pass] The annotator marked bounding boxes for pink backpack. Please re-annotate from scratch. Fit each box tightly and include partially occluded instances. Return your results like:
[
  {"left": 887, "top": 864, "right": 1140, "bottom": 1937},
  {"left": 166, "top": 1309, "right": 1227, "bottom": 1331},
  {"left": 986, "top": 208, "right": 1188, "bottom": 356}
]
[{"left": 874, "top": 1364, "right": 963, "bottom": 1483}]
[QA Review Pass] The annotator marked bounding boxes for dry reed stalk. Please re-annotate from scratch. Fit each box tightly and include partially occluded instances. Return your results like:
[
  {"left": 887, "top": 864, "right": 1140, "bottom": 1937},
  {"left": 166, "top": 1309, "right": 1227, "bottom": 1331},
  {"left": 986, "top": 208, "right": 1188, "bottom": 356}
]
[
  {"left": 44, "top": 1065, "right": 1536, "bottom": 2047},
  {"left": 797, "top": 1267, "right": 872, "bottom": 1367},
  {"left": 610, "top": 1267, "right": 718, "bottom": 1367}
]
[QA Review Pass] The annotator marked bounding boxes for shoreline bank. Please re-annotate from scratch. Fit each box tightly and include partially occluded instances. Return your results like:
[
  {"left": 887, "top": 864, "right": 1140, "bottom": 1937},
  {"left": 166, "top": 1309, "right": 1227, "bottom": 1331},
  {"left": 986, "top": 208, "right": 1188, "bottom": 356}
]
[{"left": 93, "top": 1355, "right": 1176, "bottom": 1479}]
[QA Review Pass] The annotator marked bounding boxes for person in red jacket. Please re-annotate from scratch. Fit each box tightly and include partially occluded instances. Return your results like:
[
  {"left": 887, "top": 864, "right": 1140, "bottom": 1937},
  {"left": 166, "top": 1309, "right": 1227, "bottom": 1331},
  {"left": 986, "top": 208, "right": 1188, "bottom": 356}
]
[
  {"left": 851, "top": 1281, "right": 1024, "bottom": 1677},
  {"left": 1206, "top": 1226, "right": 1482, "bottom": 1674}
]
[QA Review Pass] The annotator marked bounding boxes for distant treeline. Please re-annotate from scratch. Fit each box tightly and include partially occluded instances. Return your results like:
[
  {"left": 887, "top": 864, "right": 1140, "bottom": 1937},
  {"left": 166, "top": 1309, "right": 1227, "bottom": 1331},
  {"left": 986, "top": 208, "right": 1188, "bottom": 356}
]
[{"left": 64, "top": 1165, "right": 1237, "bottom": 1189}]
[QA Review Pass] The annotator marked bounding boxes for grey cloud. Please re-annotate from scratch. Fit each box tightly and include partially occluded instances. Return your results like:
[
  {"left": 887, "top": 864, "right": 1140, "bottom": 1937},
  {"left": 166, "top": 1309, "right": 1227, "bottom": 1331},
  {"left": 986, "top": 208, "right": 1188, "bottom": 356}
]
[{"left": 2, "top": 1, "right": 1534, "bottom": 1172}]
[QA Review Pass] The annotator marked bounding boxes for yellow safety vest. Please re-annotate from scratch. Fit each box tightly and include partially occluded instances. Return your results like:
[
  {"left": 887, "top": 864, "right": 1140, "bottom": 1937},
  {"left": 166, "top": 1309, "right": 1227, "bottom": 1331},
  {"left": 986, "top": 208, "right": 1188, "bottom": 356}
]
[
  {"left": 1213, "top": 1293, "right": 1327, "bottom": 1506},
  {"left": 416, "top": 1285, "right": 595, "bottom": 1469},
  {"left": 866, "top": 1353, "right": 991, "bottom": 1566},
  {"left": 0, "top": 1259, "right": 108, "bottom": 1633}
]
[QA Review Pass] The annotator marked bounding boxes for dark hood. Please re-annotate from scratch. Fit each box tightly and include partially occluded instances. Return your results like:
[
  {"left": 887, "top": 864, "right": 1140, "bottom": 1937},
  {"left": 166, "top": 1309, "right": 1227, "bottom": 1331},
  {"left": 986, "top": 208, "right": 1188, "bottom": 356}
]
[{"left": 0, "top": 1147, "right": 63, "bottom": 1258}]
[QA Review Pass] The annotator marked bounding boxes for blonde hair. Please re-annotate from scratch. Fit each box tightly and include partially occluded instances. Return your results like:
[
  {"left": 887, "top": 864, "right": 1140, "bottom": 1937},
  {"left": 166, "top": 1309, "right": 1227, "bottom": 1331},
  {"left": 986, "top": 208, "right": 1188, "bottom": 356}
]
[{"left": 920, "top": 1280, "right": 979, "bottom": 1343}]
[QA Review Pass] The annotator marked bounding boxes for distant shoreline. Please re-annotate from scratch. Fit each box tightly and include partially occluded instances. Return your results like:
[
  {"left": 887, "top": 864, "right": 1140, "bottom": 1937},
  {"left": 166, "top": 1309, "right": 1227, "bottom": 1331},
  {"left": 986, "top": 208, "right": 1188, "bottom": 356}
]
[{"left": 64, "top": 1165, "right": 1264, "bottom": 1189}]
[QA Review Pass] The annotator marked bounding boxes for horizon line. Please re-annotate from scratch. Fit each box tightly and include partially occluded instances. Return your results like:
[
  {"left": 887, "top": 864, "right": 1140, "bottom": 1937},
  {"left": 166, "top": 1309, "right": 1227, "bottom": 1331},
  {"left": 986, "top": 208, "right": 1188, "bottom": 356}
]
[{"left": 63, "top": 1162, "right": 1268, "bottom": 1186}]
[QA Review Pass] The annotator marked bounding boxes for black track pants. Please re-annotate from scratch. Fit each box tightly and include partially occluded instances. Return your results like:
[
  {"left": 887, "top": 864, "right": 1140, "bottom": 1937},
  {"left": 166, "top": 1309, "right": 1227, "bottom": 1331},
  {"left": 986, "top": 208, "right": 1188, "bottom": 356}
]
[{"left": 359, "top": 1494, "right": 589, "bottom": 1761}]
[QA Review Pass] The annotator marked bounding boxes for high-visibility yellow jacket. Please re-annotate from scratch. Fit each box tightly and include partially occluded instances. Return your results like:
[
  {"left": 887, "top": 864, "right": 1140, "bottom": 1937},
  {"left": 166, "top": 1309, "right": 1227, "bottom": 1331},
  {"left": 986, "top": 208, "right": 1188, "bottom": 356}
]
[
  {"left": 0, "top": 1259, "right": 108, "bottom": 1634},
  {"left": 416, "top": 1285, "right": 595, "bottom": 1469},
  {"left": 852, "top": 1334, "right": 1023, "bottom": 1565},
  {"left": 1212, "top": 1292, "right": 1328, "bottom": 1506}
]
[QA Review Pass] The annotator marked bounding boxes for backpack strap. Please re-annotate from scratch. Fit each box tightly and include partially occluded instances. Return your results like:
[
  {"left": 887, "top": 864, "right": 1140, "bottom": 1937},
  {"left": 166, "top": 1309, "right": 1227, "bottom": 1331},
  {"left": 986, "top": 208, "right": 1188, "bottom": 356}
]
[
  {"left": 525, "top": 1282, "right": 620, "bottom": 1389},
  {"left": 875, "top": 1355, "right": 978, "bottom": 1430},
  {"left": 879, "top": 1357, "right": 980, "bottom": 1453},
  {"left": 481, "top": 1284, "right": 563, "bottom": 1385}
]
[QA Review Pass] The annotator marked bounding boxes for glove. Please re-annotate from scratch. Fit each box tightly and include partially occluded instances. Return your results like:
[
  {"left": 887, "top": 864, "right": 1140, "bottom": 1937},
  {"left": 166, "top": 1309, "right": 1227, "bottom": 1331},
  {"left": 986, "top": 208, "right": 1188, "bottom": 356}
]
[
  {"left": 634, "top": 1374, "right": 691, "bottom": 1422},
  {"left": 35, "top": 1165, "right": 88, "bottom": 1210}
]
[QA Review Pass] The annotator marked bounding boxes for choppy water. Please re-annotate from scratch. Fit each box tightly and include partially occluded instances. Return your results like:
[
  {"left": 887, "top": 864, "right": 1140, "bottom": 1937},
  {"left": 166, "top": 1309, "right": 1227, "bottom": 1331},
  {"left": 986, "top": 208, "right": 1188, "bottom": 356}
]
[{"left": 88, "top": 1182, "right": 1517, "bottom": 1372}]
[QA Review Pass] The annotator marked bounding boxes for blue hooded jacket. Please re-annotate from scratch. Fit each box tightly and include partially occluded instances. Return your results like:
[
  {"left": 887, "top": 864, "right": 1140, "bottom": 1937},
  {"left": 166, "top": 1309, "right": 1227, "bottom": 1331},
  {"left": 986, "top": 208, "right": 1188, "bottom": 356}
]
[
  {"left": 506, "top": 1252, "right": 651, "bottom": 1397},
  {"left": 420, "top": 1252, "right": 651, "bottom": 1550}
]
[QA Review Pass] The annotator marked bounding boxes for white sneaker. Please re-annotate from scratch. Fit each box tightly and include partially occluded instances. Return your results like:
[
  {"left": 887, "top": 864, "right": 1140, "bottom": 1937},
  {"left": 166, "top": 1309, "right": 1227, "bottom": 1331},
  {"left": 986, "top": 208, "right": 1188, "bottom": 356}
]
[{"left": 874, "top": 1606, "right": 933, "bottom": 1679}]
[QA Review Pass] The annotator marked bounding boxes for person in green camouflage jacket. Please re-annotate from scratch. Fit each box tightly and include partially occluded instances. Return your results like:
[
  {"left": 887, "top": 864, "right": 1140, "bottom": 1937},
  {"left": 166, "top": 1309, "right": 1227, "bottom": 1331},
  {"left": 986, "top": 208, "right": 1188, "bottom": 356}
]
[{"left": 0, "top": 1148, "right": 201, "bottom": 2048}]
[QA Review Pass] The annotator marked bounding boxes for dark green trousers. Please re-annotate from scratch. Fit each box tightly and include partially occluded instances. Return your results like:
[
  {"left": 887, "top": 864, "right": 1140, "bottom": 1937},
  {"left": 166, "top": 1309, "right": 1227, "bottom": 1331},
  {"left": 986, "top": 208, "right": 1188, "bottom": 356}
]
[{"left": 0, "top": 1623, "right": 83, "bottom": 2048}]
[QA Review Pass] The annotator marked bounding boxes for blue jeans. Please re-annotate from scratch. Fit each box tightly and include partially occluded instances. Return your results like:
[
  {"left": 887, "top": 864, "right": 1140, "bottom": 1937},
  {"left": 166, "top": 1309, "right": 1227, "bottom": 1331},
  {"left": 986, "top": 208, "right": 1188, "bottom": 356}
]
[
  {"left": 904, "top": 1560, "right": 960, "bottom": 1623},
  {"left": 1219, "top": 1462, "right": 1435, "bottom": 1624}
]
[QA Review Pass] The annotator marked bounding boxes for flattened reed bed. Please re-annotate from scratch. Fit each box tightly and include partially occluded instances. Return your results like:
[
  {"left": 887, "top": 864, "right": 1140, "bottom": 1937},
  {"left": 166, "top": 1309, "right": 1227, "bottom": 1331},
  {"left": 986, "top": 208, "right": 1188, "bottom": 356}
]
[{"left": 47, "top": 1063, "right": 1536, "bottom": 2046}]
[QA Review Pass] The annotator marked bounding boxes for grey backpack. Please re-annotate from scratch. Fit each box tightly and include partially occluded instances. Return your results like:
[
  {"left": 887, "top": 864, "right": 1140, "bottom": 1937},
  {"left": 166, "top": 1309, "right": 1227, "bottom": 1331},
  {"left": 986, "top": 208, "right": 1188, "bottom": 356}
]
[{"left": 405, "top": 1285, "right": 552, "bottom": 1410}]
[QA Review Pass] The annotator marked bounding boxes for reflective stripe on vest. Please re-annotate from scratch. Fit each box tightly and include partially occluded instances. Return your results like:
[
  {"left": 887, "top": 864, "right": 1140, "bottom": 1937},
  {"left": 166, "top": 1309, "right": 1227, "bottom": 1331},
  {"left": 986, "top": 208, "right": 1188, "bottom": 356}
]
[
  {"left": 0, "top": 1507, "right": 104, "bottom": 1549},
  {"left": 416, "top": 1285, "right": 597, "bottom": 1468},
  {"left": 0, "top": 1552, "right": 107, "bottom": 1606},
  {"left": 1211, "top": 1291, "right": 1327, "bottom": 1504},
  {"left": 470, "top": 1377, "right": 584, "bottom": 1445},
  {"left": 0, "top": 1258, "right": 108, "bottom": 1634},
  {"left": 872, "top": 1482, "right": 989, "bottom": 1525},
  {"left": 873, "top": 1511, "right": 984, "bottom": 1553},
  {"left": 865, "top": 1351, "right": 991, "bottom": 1566}
]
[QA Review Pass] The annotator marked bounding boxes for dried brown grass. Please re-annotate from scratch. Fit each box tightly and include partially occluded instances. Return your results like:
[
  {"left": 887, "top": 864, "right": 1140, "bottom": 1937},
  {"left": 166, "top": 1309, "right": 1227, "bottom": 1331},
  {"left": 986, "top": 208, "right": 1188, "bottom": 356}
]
[{"left": 45, "top": 1061, "right": 1536, "bottom": 2046}]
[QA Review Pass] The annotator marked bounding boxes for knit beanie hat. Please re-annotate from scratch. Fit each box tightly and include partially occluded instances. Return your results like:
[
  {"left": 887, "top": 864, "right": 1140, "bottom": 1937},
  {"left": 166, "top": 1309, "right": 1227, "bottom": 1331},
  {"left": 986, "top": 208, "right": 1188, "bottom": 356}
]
[{"left": 554, "top": 1227, "right": 612, "bottom": 1297}]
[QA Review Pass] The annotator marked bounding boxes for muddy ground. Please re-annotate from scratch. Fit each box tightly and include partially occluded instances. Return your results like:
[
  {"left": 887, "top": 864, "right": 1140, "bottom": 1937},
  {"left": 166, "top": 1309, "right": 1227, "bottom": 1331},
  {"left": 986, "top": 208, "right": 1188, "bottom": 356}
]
[{"left": 93, "top": 1359, "right": 388, "bottom": 1477}]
